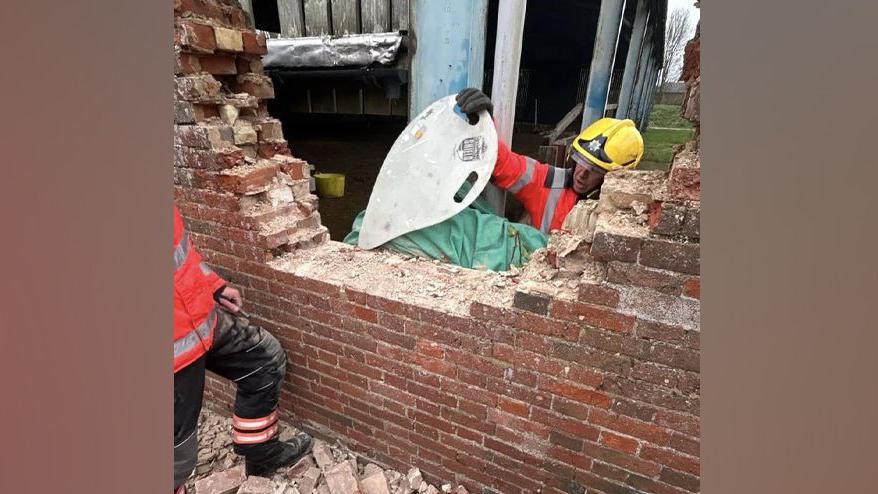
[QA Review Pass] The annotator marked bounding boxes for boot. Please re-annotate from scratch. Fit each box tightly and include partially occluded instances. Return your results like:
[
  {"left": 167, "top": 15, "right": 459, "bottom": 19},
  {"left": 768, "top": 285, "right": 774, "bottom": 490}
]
[{"left": 241, "top": 431, "right": 313, "bottom": 477}]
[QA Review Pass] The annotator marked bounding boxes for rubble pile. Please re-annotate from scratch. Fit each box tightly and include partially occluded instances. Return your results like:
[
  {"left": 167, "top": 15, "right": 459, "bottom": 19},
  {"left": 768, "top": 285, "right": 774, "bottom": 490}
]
[{"left": 189, "top": 408, "right": 467, "bottom": 494}]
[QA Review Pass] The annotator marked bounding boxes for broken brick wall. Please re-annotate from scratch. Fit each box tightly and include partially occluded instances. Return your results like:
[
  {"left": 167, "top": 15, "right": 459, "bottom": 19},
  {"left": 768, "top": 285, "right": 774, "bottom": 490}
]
[
  {"left": 174, "top": 2, "right": 702, "bottom": 494},
  {"left": 201, "top": 165, "right": 701, "bottom": 494},
  {"left": 174, "top": 0, "right": 328, "bottom": 277}
]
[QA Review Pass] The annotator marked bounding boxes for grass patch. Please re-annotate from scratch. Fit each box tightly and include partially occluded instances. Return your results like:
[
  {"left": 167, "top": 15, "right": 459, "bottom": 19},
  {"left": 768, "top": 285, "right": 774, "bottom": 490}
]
[
  {"left": 640, "top": 128, "right": 694, "bottom": 171},
  {"left": 648, "top": 104, "right": 693, "bottom": 129}
]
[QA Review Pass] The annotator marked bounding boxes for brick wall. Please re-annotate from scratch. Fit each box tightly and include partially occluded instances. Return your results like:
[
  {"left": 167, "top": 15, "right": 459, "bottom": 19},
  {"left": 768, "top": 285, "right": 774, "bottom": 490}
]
[
  {"left": 173, "top": 0, "right": 328, "bottom": 273},
  {"left": 176, "top": 2, "right": 702, "bottom": 494}
]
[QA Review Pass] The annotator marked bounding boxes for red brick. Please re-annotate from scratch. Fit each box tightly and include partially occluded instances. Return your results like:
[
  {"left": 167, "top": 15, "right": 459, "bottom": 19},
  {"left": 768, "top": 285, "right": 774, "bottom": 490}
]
[
  {"left": 537, "top": 377, "right": 612, "bottom": 409},
  {"left": 607, "top": 261, "right": 688, "bottom": 295},
  {"left": 257, "top": 140, "right": 290, "bottom": 159},
  {"left": 590, "top": 231, "right": 642, "bottom": 263},
  {"left": 632, "top": 361, "right": 680, "bottom": 389},
  {"left": 512, "top": 290, "right": 551, "bottom": 315},
  {"left": 472, "top": 302, "right": 578, "bottom": 341},
  {"left": 175, "top": 74, "right": 221, "bottom": 103},
  {"left": 176, "top": 0, "right": 224, "bottom": 20},
  {"left": 234, "top": 73, "right": 275, "bottom": 99},
  {"left": 599, "top": 431, "right": 639, "bottom": 454},
  {"left": 549, "top": 430, "right": 583, "bottom": 452},
  {"left": 582, "top": 441, "right": 662, "bottom": 477},
  {"left": 626, "top": 474, "right": 691, "bottom": 494},
  {"left": 577, "top": 283, "right": 620, "bottom": 307},
  {"left": 643, "top": 342, "right": 700, "bottom": 372},
  {"left": 682, "top": 277, "right": 700, "bottom": 299},
  {"left": 669, "top": 433, "right": 699, "bottom": 456},
  {"left": 418, "top": 356, "right": 457, "bottom": 378},
  {"left": 486, "top": 410, "right": 549, "bottom": 439},
  {"left": 591, "top": 460, "right": 631, "bottom": 483},
  {"left": 242, "top": 31, "right": 268, "bottom": 55},
  {"left": 589, "top": 408, "right": 671, "bottom": 446},
  {"left": 602, "top": 375, "right": 699, "bottom": 415},
  {"left": 639, "top": 239, "right": 700, "bottom": 275},
  {"left": 531, "top": 407, "right": 599, "bottom": 441},
  {"left": 441, "top": 407, "right": 495, "bottom": 435},
  {"left": 550, "top": 300, "right": 635, "bottom": 333},
  {"left": 442, "top": 380, "right": 496, "bottom": 407},
  {"left": 176, "top": 19, "right": 216, "bottom": 53},
  {"left": 551, "top": 397, "right": 590, "bottom": 421},
  {"left": 659, "top": 467, "right": 700, "bottom": 492},
  {"left": 415, "top": 338, "right": 445, "bottom": 359},
  {"left": 498, "top": 397, "right": 529, "bottom": 417},
  {"left": 635, "top": 319, "right": 686, "bottom": 345},
  {"left": 668, "top": 161, "right": 700, "bottom": 202},
  {"left": 198, "top": 53, "right": 238, "bottom": 74},
  {"left": 640, "top": 445, "right": 700, "bottom": 475},
  {"left": 410, "top": 410, "right": 455, "bottom": 434},
  {"left": 349, "top": 304, "right": 378, "bottom": 323},
  {"left": 175, "top": 51, "right": 201, "bottom": 74}
]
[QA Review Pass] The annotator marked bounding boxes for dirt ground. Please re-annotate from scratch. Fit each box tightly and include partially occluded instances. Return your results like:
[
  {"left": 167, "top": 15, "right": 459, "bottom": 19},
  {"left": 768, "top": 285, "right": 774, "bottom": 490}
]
[{"left": 283, "top": 114, "right": 547, "bottom": 241}]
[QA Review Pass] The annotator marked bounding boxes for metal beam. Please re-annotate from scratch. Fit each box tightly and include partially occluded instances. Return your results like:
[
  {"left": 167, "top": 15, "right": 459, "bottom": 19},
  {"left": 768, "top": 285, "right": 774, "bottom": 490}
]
[
  {"left": 581, "top": 0, "right": 627, "bottom": 128},
  {"left": 409, "top": 0, "right": 489, "bottom": 119},
  {"left": 629, "top": 26, "right": 653, "bottom": 126},
  {"left": 616, "top": 0, "right": 649, "bottom": 119},
  {"left": 485, "top": 0, "right": 528, "bottom": 214},
  {"left": 637, "top": 59, "right": 656, "bottom": 130},
  {"left": 642, "top": 65, "right": 661, "bottom": 131}
]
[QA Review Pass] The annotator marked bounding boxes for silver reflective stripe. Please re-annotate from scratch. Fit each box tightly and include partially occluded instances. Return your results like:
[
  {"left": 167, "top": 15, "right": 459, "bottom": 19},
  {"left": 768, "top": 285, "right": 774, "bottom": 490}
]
[
  {"left": 173, "top": 230, "right": 190, "bottom": 271},
  {"left": 199, "top": 262, "right": 214, "bottom": 276},
  {"left": 541, "top": 187, "right": 564, "bottom": 234},
  {"left": 508, "top": 157, "right": 536, "bottom": 194},
  {"left": 550, "top": 167, "right": 569, "bottom": 188},
  {"left": 173, "top": 308, "right": 217, "bottom": 358}
]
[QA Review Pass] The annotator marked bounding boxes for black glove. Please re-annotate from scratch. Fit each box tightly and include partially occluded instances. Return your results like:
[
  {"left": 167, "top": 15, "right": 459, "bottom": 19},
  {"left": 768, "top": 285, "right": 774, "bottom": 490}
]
[{"left": 456, "top": 88, "right": 493, "bottom": 124}]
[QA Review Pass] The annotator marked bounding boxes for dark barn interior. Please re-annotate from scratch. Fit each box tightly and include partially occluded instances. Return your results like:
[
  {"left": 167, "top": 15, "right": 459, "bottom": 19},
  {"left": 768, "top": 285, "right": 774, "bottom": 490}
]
[{"left": 263, "top": 0, "right": 638, "bottom": 240}]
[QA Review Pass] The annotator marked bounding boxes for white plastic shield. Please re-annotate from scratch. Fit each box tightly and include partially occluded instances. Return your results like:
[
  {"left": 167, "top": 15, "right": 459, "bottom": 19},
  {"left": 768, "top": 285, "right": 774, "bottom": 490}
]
[{"left": 357, "top": 95, "right": 498, "bottom": 249}]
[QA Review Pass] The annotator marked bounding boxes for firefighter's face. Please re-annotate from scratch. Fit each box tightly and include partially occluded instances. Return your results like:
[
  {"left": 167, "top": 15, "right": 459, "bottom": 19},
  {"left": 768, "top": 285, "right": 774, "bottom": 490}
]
[{"left": 572, "top": 160, "right": 605, "bottom": 195}]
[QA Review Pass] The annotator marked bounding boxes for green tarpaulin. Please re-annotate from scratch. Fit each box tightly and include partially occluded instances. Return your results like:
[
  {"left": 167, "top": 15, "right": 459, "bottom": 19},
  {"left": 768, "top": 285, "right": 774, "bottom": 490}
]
[{"left": 344, "top": 183, "right": 548, "bottom": 272}]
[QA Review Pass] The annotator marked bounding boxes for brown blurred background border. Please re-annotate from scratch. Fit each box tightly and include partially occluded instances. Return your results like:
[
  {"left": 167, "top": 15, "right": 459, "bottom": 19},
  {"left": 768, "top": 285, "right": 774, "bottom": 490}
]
[{"left": 1, "top": 1, "right": 877, "bottom": 493}]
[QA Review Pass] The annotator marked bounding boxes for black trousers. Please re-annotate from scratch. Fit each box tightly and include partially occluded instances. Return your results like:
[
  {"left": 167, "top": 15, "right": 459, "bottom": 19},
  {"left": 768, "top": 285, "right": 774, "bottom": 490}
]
[{"left": 173, "top": 310, "right": 287, "bottom": 488}]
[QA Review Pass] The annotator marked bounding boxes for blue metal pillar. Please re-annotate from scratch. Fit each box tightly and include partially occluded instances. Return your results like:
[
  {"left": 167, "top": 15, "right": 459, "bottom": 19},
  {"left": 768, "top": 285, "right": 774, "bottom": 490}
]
[
  {"left": 642, "top": 65, "right": 661, "bottom": 130},
  {"left": 581, "top": 0, "right": 627, "bottom": 129},
  {"left": 409, "top": 0, "right": 490, "bottom": 119},
  {"left": 616, "top": 0, "right": 649, "bottom": 119},
  {"left": 629, "top": 28, "right": 653, "bottom": 126},
  {"left": 637, "top": 58, "right": 656, "bottom": 130}
]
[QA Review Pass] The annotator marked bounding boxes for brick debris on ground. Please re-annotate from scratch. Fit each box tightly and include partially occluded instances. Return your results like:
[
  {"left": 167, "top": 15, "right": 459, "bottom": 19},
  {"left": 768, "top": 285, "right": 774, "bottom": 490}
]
[{"left": 189, "top": 408, "right": 467, "bottom": 494}]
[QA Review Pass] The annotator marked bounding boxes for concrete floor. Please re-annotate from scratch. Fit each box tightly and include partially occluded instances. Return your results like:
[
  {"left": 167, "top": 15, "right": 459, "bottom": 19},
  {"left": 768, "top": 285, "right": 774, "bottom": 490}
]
[{"left": 283, "top": 114, "right": 547, "bottom": 240}]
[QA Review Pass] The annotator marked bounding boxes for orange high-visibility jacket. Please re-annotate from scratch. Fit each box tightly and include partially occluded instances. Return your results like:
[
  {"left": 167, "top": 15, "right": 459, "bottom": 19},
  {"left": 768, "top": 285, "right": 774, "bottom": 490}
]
[
  {"left": 173, "top": 206, "right": 226, "bottom": 373},
  {"left": 491, "top": 140, "right": 579, "bottom": 234}
]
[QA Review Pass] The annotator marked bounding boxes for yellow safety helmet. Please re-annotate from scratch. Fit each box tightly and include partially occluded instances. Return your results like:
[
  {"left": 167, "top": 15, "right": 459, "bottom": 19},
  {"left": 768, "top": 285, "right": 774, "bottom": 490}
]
[{"left": 570, "top": 118, "right": 644, "bottom": 172}]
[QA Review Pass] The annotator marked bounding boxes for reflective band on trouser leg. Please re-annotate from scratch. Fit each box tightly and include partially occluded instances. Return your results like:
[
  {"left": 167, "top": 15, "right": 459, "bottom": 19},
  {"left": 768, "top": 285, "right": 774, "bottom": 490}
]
[
  {"left": 173, "top": 230, "right": 190, "bottom": 271},
  {"left": 508, "top": 157, "right": 536, "bottom": 194},
  {"left": 233, "top": 410, "right": 278, "bottom": 431},
  {"left": 173, "top": 309, "right": 217, "bottom": 359},
  {"left": 232, "top": 423, "right": 279, "bottom": 445},
  {"left": 540, "top": 187, "right": 564, "bottom": 234}
]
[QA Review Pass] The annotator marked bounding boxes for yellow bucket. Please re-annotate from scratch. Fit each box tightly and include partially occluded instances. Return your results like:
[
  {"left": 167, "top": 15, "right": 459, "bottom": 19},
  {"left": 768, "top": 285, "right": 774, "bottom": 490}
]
[{"left": 314, "top": 173, "right": 345, "bottom": 198}]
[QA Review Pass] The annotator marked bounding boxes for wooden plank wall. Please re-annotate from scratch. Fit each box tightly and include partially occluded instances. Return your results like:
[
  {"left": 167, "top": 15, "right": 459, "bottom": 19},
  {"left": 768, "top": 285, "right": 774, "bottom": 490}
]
[
  {"left": 330, "top": 0, "right": 360, "bottom": 34},
  {"left": 275, "top": 0, "right": 408, "bottom": 36},
  {"left": 271, "top": 0, "right": 411, "bottom": 116}
]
